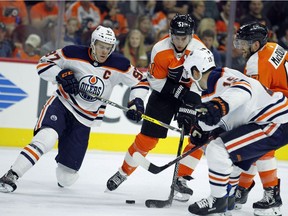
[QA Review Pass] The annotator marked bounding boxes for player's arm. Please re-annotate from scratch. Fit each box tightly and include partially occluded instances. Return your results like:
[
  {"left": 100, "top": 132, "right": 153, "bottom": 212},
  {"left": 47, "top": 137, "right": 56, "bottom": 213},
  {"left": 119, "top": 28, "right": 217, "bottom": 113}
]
[
  {"left": 36, "top": 48, "right": 79, "bottom": 95},
  {"left": 36, "top": 49, "right": 65, "bottom": 83}
]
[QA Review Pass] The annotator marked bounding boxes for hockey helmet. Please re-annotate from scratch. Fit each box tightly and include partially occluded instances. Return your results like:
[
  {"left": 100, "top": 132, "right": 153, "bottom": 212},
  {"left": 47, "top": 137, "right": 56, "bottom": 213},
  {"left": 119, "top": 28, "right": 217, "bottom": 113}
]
[
  {"left": 183, "top": 48, "right": 215, "bottom": 90},
  {"left": 234, "top": 22, "right": 268, "bottom": 49},
  {"left": 90, "top": 25, "right": 117, "bottom": 60},
  {"left": 170, "top": 14, "right": 194, "bottom": 36}
]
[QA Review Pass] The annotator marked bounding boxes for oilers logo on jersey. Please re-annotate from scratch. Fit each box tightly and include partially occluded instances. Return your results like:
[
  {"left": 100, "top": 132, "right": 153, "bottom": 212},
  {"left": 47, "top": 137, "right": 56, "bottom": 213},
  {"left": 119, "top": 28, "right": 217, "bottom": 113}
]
[{"left": 79, "top": 75, "right": 104, "bottom": 102}]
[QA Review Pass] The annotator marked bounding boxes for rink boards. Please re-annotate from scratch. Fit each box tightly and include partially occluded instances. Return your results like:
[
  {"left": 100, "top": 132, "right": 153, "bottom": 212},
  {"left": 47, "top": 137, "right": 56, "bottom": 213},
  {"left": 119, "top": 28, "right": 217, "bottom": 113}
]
[{"left": 1, "top": 59, "right": 287, "bottom": 160}]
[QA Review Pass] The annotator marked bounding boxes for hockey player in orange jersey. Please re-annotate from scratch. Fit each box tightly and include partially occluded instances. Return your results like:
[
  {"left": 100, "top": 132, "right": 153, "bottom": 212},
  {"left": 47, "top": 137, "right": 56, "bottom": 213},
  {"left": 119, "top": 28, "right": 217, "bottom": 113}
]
[
  {"left": 232, "top": 22, "right": 288, "bottom": 216},
  {"left": 107, "top": 14, "right": 206, "bottom": 202}
]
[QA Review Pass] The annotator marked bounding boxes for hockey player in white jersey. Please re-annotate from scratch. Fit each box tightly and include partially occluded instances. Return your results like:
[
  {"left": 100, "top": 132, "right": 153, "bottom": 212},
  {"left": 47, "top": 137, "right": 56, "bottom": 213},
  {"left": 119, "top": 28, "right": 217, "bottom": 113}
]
[
  {"left": 176, "top": 48, "right": 288, "bottom": 215},
  {"left": 0, "top": 25, "right": 149, "bottom": 193}
]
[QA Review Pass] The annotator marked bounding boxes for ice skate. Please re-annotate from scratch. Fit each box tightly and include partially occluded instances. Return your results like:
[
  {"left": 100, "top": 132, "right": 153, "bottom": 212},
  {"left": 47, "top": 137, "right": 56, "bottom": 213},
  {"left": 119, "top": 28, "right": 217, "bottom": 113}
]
[
  {"left": 173, "top": 176, "right": 193, "bottom": 202},
  {"left": 106, "top": 169, "right": 127, "bottom": 191},
  {"left": 0, "top": 169, "right": 19, "bottom": 193},
  {"left": 234, "top": 180, "right": 255, "bottom": 209},
  {"left": 253, "top": 179, "right": 282, "bottom": 216},
  {"left": 188, "top": 195, "right": 228, "bottom": 215}
]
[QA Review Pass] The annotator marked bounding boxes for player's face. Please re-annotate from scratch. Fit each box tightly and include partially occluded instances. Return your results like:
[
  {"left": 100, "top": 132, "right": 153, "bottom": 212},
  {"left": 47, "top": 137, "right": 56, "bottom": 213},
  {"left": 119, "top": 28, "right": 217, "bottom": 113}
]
[
  {"left": 233, "top": 39, "right": 253, "bottom": 60},
  {"left": 94, "top": 41, "right": 113, "bottom": 63},
  {"left": 171, "top": 35, "right": 191, "bottom": 52}
]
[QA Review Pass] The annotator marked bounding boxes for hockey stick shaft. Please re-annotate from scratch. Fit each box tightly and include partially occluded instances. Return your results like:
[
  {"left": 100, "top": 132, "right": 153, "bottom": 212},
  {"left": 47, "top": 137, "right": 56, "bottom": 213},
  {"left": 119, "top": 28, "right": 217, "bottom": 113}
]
[
  {"left": 145, "top": 125, "right": 185, "bottom": 208},
  {"left": 133, "top": 142, "right": 203, "bottom": 174},
  {"left": 83, "top": 91, "right": 181, "bottom": 133}
]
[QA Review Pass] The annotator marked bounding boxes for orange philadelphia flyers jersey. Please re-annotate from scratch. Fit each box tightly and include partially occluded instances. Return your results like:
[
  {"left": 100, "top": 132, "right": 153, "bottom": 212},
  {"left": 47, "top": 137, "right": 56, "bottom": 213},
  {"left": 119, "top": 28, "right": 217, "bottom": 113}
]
[
  {"left": 148, "top": 34, "right": 206, "bottom": 92},
  {"left": 245, "top": 43, "right": 288, "bottom": 97}
]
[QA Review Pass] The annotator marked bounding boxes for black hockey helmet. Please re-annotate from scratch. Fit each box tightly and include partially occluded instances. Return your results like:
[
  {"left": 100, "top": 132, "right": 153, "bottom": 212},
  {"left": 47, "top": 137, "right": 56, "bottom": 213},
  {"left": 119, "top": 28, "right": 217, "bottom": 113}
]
[
  {"left": 170, "top": 14, "right": 194, "bottom": 36},
  {"left": 234, "top": 22, "right": 268, "bottom": 48}
]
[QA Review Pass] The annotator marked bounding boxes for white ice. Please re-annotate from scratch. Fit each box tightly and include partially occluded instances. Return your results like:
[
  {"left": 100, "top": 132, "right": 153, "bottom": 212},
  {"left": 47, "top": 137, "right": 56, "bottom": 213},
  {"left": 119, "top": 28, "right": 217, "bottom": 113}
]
[{"left": 0, "top": 147, "right": 287, "bottom": 216}]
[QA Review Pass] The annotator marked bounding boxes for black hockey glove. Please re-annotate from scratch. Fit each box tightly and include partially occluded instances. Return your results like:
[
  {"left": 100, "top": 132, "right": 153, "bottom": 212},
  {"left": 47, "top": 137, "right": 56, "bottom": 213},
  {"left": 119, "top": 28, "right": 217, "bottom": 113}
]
[
  {"left": 190, "top": 126, "right": 226, "bottom": 146},
  {"left": 56, "top": 69, "right": 79, "bottom": 95},
  {"left": 167, "top": 65, "right": 184, "bottom": 83},
  {"left": 126, "top": 98, "right": 145, "bottom": 122},
  {"left": 176, "top": 104, "right": 197, "bottom": 135},
  {"left": 189, "top": 124, "right": 210, "bottom": 146},
  {"left": 195, "top": 97, "right": 229, "bottom": 126}
]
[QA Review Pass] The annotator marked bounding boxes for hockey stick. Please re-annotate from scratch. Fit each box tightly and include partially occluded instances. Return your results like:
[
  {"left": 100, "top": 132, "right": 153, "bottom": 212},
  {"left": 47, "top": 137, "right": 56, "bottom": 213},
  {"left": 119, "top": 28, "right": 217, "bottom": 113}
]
[
  {"left": 145, "top": 125, "right": 185, "bottom": 208},
  {"left": 82, "top": 91, "right": 181, "bottom": 133},
  {"left": 133, "top": 127, "right": 223, "bottom": 174}
]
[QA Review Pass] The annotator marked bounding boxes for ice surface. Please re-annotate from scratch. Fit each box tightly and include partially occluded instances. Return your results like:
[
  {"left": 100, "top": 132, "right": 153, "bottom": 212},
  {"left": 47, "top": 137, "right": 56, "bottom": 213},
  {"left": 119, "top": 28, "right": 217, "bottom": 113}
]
[{"left": 0, "top": 147, "right": 287, "bottom": 216}]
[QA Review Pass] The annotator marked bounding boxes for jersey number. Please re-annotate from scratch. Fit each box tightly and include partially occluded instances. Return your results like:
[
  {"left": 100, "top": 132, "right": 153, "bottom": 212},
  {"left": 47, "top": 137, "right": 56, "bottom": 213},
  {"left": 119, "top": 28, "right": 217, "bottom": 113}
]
[
  {"left": 45, "top": 50, "right": 60, "bottom": 61},
  {"left": 133, "top": 69, "right": 143, "bottom": 80}
]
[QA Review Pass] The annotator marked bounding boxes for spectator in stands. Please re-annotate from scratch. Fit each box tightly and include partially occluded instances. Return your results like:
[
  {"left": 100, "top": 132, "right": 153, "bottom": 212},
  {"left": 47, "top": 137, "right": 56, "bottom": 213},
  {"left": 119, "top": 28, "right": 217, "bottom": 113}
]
[
  {"left": 189, "top": 0, "right": 206, "bottom": 32},
  {"left": 66, "top": 1, "right": 102, "bottom": 34},
  {"left": 0, "top": 0, "right": 29, "bottom": 37},
  {"left": 101, "top": 0, "right": 129, "bottom": 40},
  {"left": 0, "top": 22, "right": 13, "bottom": 58},
  {"left": 122, "top": 29, "right": 149, "bottom": 68},
  {"left": 200, "top": 29, "right": 222, "bottom": 67},
  {"left": 216, "top": 1, "right": 240, "bottom": 35},
  {"left": 278, "top": 23, "right": 288, "bottom": 50},
  {"left": 134, "top": 15, "right": 156, "bottom": 53},
  {"left": 64, "top": 17, "right": 81, "bottom": 45},
  {"left": 13, "top": 34, "right": 41, "bottom": 61},
  {"left": 29, "top": 0, "right": 59, "bottom": 32},
  {"left": 40, "top": 24, "right": 74, "bottom": 56},
  {"left": 240, "top": 0, "right": 271, "bottom": 28}
]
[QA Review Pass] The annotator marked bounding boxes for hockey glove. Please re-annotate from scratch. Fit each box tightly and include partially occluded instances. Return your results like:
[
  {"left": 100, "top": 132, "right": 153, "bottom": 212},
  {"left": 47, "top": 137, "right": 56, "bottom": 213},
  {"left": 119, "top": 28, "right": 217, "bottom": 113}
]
[
  {"left": 56, "top": 69, "right": 79, "bottom": 95},
  {"left": 167, "top": 65, "right": 184, "bottom": 83},
  {"left": 161, "top": 79, "right": 201, "bottom": 104},
  {"left": 195, "top": 97, "right": 229, "bottom": 126},
  {"left": 176, "top": 104, "right": 197, "bottom": 135},
  {"left": 190, "top": 124, "right": 210, "bottom": 146},
  {"left": 126, "top": 98, "right": 145, "bottom": 122}
]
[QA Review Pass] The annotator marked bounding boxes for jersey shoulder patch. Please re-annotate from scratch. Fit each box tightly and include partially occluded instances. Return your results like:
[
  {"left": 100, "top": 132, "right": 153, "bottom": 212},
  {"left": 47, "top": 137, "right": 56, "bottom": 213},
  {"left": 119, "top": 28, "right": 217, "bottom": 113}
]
[{"left": 62, "top": 45, "right": 91, "bottom": 62}]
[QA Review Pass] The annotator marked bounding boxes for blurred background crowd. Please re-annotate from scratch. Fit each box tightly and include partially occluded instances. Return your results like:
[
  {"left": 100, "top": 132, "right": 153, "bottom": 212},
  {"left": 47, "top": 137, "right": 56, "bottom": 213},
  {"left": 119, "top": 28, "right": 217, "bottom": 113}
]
[{"left": 0, "top": 0, "right": 288, "bottom": 72}]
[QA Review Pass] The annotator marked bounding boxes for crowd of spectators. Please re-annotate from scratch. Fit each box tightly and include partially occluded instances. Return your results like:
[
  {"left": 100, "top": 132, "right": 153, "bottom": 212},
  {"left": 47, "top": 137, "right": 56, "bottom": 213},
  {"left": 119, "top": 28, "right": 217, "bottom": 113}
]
[{"left": 0, "top": 0, "right": 287, "bottom": 71}]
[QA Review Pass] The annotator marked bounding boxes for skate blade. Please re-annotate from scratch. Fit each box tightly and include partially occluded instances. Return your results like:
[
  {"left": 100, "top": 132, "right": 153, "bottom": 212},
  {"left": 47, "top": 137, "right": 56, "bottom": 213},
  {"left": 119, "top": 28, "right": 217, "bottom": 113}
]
[
  {"left": 254, "top": 206, "right": 282, "bottom": 216},
  {"left": 234, "top": 203, "right": 243, "bottom": 210},
  {"left": 0, "top": 183, "right": 15, "bottom": 193},
  {"left": 173, "top": 191, "right": 190, "bottom": 202}
]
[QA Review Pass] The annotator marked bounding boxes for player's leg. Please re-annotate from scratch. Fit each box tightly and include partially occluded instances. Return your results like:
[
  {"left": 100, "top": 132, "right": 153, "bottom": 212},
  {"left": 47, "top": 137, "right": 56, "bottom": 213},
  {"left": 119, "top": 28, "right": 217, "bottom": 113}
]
[
  {"left": 55, "top": 114, "right": 90, "bottom": 187},
  {"left": 188, "top": 137, "right": 232, "bottom": 215},
  {"left": 234, "top": 164, "right": 257, "bottom": 209},
  {"left": 0, "top": 96, "right": 64, "bottom": 193},
  {"left": 174, "top": 140, "right": 204, "bottom": 202},
  {"left": 107, "top": 91, "right": 178, "bottom": 191},
  {"left": 253, "top": 151, "right": 282, "bottom": 216}
]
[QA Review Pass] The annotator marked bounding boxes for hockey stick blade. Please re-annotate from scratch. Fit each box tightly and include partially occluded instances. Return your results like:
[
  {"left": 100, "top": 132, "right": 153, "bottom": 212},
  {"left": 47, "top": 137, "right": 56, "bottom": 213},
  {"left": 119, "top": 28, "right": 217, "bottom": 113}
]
[{"left": 145, "top": 199, "right": 172, "bottom": 208}]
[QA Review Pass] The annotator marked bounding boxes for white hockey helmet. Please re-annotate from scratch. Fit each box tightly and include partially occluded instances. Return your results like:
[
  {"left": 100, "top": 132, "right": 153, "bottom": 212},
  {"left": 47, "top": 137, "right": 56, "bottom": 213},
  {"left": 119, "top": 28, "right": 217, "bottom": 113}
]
[
  {"left": 90, "top": 25, "right": 117, "bottom": 60},
  {"left": 183, "top": 48, "right": 216, "bottom": 90}
]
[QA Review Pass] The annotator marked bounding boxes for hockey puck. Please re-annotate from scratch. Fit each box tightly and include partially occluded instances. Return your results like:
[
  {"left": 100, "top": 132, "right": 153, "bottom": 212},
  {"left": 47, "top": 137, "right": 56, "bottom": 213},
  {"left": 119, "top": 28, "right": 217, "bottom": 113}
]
[{"left": 126, "top": 200, "right": 135, "bottom": 204}]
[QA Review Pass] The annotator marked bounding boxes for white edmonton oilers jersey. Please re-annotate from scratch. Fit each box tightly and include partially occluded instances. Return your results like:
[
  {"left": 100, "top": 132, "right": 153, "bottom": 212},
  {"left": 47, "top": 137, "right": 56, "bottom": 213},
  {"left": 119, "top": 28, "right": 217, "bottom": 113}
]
[
  {"left": 37, "top": 45, "right": 149, "bottom": 127},
  {"left": 200, "top": 67, "right": 288, "bottom": 131}
]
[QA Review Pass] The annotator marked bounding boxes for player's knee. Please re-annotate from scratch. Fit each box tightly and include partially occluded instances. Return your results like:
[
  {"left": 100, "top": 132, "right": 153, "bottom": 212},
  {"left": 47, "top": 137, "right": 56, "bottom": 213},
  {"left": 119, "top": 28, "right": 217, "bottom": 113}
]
[
  {"left": 206, "top": 138, "right": 232, "bottom": 172},
  {"left": 134, "top": 133, "right": 159, "bottom": 152},
  {"left": 56, "top": 163, "right": 79, "bottom": 187},
  {"left": 31, "top": 128, "right": 58, "bottom": 153}
]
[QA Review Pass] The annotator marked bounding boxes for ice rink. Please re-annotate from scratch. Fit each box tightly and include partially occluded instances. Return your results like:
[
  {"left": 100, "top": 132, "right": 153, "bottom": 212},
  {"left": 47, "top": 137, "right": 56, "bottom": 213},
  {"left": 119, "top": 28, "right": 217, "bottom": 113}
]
[{"left": 0, "top": 147, "right": 287, "bottom": 216}]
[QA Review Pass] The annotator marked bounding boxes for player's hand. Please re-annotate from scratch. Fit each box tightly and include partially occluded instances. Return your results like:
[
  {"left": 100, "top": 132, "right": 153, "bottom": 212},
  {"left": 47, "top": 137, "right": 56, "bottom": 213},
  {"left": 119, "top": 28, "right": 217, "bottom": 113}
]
[
  {"left": 189, "top": 124, "right": 210, "bottom": 146},
  {"left": 176, "top": 104, "right": 197, "bottom": 135},
  {"left": 168, "top": 65, "right": 184, "bottom": 83},
  {"left": 56, "top": 69, "right": 79, "bottom": 95},
  {"left": 195, "top": 97, "right": 229, "bottom": 126},
  {"left": 126, "top": 98, "right": 145, "bottom": 122}
]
